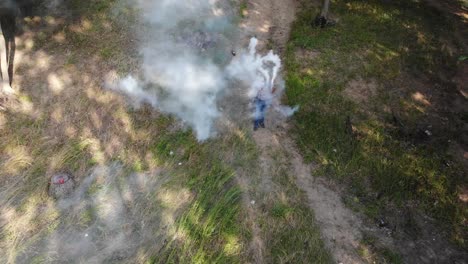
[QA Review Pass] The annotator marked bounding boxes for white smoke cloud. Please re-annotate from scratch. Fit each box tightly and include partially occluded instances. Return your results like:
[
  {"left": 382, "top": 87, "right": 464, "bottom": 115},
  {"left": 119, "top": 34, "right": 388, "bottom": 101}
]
[
  {"left": 108, "top": 1, "right": 297, "bottom": 140},
  {"left": 108, "top": 0, "right": 233, "bottom": 141},
  {"left": 139, "top": 49, "right": 225, "bottom": 139},
  {"left": 109, "top": 76, "right": 158, "bottom": 108}
]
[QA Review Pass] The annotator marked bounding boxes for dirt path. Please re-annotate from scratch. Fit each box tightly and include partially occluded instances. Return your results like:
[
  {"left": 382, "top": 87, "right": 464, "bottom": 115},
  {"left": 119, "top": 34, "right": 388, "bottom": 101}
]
[
  {"left": 238, "top": 0, "right": 365, "bottom": 263},
  {"left": 253, "top": 127, "right": 365, "bottom": 263},
  {"left": 239, "top": 0, "right": 296, "bottom": 52},
  {"left": 283, "top": 136, "right": 364, "bottom": 264}
]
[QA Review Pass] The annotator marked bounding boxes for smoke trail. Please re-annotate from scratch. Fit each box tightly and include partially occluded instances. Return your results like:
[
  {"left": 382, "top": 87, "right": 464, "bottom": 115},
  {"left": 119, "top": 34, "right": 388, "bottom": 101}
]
[{"left": 226, "top": 37, "right": 299, "bottom": 117}]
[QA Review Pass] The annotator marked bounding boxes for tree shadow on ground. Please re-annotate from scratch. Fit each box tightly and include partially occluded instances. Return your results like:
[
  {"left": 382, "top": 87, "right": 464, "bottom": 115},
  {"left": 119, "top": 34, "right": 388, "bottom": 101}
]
[{"left": 0, "top": 1, "right": 253, "bottom": 263}]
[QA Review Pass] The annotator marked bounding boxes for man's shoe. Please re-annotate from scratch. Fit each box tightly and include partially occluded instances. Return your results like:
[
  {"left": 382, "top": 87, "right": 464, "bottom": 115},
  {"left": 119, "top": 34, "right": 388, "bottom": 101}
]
[{"left": 260, "top": 121, "right": 265, "bottom": 128}]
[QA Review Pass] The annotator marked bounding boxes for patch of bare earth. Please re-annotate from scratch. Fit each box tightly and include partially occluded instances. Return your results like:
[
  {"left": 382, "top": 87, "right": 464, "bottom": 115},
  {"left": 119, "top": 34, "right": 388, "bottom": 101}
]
[
  {"left": 239, "top": 0, "right": 296, "bottom": 52},
  {"left": 294, "top": 48, "right": 321, "bottom": 62},
  {"left": 344, "top": 78, "right": 378, "bottom": 104}
]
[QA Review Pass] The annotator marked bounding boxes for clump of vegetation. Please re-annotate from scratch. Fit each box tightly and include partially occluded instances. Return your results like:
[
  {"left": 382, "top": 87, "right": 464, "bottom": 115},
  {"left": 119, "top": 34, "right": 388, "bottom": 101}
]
[{"left": 359, "top": 234, "right": 403, "bottom": 264}]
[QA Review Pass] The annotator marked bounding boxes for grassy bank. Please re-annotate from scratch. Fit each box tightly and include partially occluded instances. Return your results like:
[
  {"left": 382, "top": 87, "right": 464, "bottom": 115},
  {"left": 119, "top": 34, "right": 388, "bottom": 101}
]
[{"left": 285, "top": 0, "right": 467, "bottom": 247}]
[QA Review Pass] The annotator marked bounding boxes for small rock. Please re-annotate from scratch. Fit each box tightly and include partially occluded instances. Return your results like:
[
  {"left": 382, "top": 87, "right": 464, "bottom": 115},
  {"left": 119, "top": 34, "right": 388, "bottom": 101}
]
[
  {"left": 424, "top": 130, "right": 432, "bottom": 136},
  {"left": 332, "top": 148, "right": 337, "bottom": 153},
  {"left": 250, "top": 200, "right": 255, "bottom": 205},
  {"left": 178, "top": 162, "right": 182, "bottom": 166},
  {"left": 169, "top": 151, "right": 174, "bottom": 156},
  {"left": 85, "top": 233, "right": 88, "bottom": 237},
  {"left": 377, "top": 218, "right": 389, "bottom": 228},
  {"left": 48, "top": 173, "right": 75, "bottom": 199}
]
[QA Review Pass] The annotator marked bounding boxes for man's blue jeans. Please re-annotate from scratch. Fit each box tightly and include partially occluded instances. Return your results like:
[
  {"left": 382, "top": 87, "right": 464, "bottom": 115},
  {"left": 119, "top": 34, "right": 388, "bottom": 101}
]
[{"left": 254, "top": 97, "right": 267, "bottom": 129}]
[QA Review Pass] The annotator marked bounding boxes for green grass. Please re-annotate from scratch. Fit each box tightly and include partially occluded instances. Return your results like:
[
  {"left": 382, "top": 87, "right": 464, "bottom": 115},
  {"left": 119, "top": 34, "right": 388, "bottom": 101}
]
[
  {"left": 359, "top": 234, "right": 403, "bottom": 264},
  {"left": 145, "top": 125, "right": 326, "bottom": 263},
  {"left": 239, "top": 0, "right": 248, "bottom": 18},
  {"left": 146, "top": 126, "right": 331, "bottom": 263},
  {"left": 271, "top": 202, "right": 292, "bottom": 218},
  {"left": 285, "top": 0, "right": 467, "bottom": 247},
  {"left": 99, "top": 47, "right": 114, "bottom": 59},
  {"left": 148, "top": 130, "right": 254, "bottom": 263},
  {"left": 245, "top": 148, "right": 333, "bottom": 263}
]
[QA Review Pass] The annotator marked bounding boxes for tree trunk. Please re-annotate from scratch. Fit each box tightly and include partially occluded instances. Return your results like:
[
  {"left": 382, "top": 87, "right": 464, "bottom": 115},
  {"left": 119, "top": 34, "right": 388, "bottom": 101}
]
[
  {"left": 0, "top": 14, "right": 16, "bottom": 86},
  {"left": 0, "top": 1, "right": 20, "bottom": 87},
  {"left": 320, "top": 0, "right": 330, "bottom": 18}
]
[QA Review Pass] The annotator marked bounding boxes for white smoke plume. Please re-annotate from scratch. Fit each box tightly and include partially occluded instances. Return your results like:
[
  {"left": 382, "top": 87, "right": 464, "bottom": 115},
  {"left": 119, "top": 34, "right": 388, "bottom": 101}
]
[
  {"left": 109, "top": 0, "right": 235, "bottom": 141},
  {"left": 109, "top": 1, "right": 297, "bottom": 140},
  {"left": 227, "top": 37, "right": 299, "bottom": 117}
]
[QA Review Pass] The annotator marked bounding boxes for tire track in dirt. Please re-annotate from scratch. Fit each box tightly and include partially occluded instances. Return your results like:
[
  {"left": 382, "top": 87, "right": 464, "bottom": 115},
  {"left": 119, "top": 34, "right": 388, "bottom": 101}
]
[{"left": 238, "top": 0, "right": 365, "bottom": 263}]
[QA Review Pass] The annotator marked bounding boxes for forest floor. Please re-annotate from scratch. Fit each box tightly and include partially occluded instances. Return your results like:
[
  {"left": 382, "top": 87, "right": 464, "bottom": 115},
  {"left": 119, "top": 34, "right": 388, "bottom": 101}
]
[{"left": 0, "top": 0, "right": 467, "bottom": 263}]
